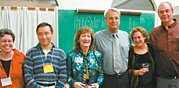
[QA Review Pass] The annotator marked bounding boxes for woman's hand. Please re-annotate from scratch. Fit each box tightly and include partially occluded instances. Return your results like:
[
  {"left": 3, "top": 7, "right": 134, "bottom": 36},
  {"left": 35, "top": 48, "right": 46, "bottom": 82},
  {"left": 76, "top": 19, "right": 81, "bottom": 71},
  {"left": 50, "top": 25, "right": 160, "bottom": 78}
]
[
  {"left": 132, "top": 68, "right": 149, "bottom": 76},
  {"left": 138, "top": 68, "right": 149, "bottom": 76},
  {"left": 91, "top": 83, "right": 99, "bottom": 88},
  {"left": 64, "top": 83, "right": 70, "bottom": 88},
  {"left": 73, "top": 82, "right": 85, "bottom": 88}
]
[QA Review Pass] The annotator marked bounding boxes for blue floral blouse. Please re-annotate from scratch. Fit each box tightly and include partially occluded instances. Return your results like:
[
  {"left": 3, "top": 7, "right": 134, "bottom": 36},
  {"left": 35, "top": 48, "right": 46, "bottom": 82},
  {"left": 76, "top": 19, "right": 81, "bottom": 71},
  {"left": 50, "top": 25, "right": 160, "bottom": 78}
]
[{"left": 67, "top": 50, "right": 103, "bottom": 87}]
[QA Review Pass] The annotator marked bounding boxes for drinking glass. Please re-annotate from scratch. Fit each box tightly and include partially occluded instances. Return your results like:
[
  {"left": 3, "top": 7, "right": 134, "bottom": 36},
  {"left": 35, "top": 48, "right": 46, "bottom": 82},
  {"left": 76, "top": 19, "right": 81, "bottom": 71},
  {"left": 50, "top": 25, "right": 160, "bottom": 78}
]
[
  {"left": 142, "top": 63, "right": 150, "bottom": 72},
  {"left": 142, "top": 63, "right": 150, "bottom": 68}
]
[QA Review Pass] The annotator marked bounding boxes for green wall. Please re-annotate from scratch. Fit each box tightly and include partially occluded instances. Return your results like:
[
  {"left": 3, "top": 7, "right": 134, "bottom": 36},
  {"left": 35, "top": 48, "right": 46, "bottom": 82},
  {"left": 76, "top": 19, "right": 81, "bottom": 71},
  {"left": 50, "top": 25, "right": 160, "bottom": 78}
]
[{"left": 58, "top": 10, "right": 155, "bottom": 52}]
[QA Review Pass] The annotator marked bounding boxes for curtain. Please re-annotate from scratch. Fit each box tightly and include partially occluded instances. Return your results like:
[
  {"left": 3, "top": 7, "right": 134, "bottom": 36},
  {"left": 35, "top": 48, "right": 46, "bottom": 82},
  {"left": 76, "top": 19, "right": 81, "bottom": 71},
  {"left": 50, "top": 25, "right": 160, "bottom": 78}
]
[
  {"left": 0, "top": 7, "right": 11, "bottom": 28},
  {"left": 0, "top": 7, "right": 58, "bottom": 53}
]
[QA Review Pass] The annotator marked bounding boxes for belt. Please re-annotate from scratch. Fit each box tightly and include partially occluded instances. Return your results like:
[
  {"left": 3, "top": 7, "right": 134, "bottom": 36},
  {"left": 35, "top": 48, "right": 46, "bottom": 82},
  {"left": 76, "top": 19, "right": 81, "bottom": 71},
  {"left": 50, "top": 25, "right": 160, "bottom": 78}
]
[
  {"left": 37, "top": 82, "right": 55, "bottom": 87},
  {"left": 104, "top": 71, "right": 127, "bottom": 77},
  {"left": 159, "top": 76, "right": 179, "bottom": 79}
]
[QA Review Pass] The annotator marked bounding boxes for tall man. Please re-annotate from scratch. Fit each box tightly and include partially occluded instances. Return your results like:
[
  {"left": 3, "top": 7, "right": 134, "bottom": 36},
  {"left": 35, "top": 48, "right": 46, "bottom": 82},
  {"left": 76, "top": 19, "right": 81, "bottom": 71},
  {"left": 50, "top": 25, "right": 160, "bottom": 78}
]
[
  {"left": 150, "top": 1, "right": 179, "bottom": 88},
  {"left": 95, "top": 8, "right": 130, "bottom": 88},
  {"left": 24, "top": 22, "right": 67, "bottom": 88}
]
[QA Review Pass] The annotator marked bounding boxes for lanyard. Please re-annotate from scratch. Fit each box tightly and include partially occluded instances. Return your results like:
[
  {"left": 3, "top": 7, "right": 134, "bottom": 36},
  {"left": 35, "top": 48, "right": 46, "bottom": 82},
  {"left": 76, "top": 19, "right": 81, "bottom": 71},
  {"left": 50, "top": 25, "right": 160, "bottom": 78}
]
[
  {"left": 83, "top": 54, "right": 89, "bottom": 84},
  {"left": 40, "top": 49, "right": 54, "bottom": 65},
  {"left": 39, "top": 48, "right": 58, "bottom": 81}
]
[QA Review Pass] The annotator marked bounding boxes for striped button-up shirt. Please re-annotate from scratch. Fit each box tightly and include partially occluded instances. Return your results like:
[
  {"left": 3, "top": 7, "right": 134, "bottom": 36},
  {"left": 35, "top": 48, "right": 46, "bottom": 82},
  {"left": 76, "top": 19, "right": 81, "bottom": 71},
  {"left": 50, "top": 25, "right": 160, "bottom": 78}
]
[{"left": 24, "top": 43, "right": 67, "bottom": 88}]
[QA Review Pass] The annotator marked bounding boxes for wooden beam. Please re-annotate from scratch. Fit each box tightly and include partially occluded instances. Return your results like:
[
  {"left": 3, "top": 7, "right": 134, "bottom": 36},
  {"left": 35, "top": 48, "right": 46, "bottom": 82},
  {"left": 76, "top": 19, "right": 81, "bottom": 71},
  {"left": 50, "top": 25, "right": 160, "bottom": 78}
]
[
  {"left": 77, "top": 9, "right": 141, "bottom": 15},
  {"left": 1, "top": 6, "right": 54, "bottom": 11}
]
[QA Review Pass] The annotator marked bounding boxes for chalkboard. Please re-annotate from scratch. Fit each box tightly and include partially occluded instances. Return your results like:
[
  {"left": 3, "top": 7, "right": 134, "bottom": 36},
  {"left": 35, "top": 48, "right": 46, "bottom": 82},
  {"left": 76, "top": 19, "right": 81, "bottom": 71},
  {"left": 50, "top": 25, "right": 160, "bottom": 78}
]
[{"left": 58, "top": 10, "right": 155, "bottom": 52}]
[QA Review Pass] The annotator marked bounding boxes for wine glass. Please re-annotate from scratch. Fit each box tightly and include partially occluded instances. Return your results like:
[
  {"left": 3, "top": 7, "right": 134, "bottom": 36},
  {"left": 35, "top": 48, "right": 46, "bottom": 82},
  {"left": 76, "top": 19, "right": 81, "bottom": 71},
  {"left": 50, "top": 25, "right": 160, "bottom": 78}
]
[
  {"left": 142, "top": 63, "right": 150, "bottom": 68},
  {"left": 142, "top": 63, "right": 150, "bottom": 72}
]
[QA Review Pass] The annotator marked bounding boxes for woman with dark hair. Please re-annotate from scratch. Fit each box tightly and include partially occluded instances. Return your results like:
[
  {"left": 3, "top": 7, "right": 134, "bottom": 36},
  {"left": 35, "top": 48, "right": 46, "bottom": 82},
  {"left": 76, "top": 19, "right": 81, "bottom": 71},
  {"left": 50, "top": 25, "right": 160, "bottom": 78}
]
[
  {"left": 67, "top": 26, "right": 103, "bottom": 88},
  {"left": 128, "top": 27, "right": 156, "bottom": 88},
  {"left": 0, "top": 28, "right": 24, "bottom": 88}
]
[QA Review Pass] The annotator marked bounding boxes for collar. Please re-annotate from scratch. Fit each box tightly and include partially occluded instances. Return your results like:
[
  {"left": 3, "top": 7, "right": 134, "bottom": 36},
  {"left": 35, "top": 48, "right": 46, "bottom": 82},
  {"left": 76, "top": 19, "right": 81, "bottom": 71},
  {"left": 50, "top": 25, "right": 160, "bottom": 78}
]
[
  {"left": 79, "top": 50, "right": 92, "bottom": 57},
  {"left": 36, "top": 43, "right": 56, "bottom": 51},
  {"left": 161, "top": 19, "right": 177, "bottom": 30},
  {"left": 106, "top": 29, "right": 119, "bottom": 38}
]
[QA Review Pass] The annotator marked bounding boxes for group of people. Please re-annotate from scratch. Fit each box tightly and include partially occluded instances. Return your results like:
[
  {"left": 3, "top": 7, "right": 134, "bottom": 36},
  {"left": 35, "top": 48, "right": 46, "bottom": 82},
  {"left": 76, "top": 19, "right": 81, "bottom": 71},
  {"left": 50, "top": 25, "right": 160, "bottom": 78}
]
[{"left": 0, "top": 1, "right": 178, "bottom": 88}]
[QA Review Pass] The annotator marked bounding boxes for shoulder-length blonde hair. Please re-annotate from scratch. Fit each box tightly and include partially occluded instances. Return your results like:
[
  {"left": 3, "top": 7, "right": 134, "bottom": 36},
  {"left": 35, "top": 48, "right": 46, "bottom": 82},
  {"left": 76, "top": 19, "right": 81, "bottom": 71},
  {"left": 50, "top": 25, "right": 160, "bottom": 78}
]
[{"left": 74, "top": 26, "right": 95, "bottom": 52}]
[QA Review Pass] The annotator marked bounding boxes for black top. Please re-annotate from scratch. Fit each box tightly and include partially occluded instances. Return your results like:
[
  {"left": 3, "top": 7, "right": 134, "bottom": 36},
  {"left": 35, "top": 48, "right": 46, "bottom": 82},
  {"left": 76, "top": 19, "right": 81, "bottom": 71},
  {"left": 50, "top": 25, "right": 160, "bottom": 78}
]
[
  {"left": 134, "top": 53, "right": 154, "bottom": 88},
  {"left": 128, "top": 43, "right": 156, "bottom": 88},
  {"left": 134, "top": 52, "right": 152, "bottom": 70},
  {"left": 1, "top": 60, "right": 11, "bottom": 76}
]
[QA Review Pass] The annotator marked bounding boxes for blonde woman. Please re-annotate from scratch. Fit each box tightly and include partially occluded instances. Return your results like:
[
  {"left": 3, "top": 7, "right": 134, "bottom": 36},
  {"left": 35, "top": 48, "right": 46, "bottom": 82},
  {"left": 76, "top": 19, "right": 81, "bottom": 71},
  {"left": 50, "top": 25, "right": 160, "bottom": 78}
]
[
  {"left": 67, "top": 26, "right": 103, "bottom": 88},
  {"left": 128, "top": 27, "right": 156, "bottom": 88}
]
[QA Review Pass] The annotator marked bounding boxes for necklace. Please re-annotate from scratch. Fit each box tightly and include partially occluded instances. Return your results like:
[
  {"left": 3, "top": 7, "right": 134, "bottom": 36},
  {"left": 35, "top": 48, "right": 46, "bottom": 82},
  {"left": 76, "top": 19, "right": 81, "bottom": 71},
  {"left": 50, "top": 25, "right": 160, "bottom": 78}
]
[
  {"left": 0, "top": 57, "right": 12, "bottom": 61},
  {"left": 134, "top": 43, "right": 148, "bottom": 54}
]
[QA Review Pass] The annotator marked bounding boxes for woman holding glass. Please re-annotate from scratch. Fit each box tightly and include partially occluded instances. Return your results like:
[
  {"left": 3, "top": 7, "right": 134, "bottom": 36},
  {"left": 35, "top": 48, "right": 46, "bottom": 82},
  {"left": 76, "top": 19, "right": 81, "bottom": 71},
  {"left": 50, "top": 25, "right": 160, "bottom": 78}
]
[
  {"left": 128, "top": 27, "right": 156, "bottom": 88},
  {"left": 67, "top": 26, "right": 103, "bottom": 88}
]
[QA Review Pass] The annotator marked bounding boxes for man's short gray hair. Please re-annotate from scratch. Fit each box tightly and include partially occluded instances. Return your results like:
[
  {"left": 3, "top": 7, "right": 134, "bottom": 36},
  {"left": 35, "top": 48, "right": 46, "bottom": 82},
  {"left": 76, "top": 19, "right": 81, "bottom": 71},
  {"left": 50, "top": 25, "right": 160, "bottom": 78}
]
[
  {"left": 104, "top": 8, "right": 121, "bottom": 18},
  {"left": 158, "top": 1, "right": 173, "bottom": 12}
]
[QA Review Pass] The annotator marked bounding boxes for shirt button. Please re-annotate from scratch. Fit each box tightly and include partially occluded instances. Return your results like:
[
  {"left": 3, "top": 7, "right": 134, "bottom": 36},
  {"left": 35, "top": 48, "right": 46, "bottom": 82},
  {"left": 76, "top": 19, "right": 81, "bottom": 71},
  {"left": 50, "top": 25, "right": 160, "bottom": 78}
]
[{"left": 168, "top": 43, "right": 171, "bottom": 45}]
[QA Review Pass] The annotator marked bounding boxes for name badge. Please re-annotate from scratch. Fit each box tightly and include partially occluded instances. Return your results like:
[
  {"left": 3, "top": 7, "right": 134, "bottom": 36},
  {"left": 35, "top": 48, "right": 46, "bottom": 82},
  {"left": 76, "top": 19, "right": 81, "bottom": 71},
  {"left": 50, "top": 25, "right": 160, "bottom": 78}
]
[
  {"left": 43, "top": 64, "right": 54, "bottom": 73},
  {"left": 1, "top": 77, "right": 12, "bottom": 87},
  {"left": 75, "top": 57, "right": 83, "bottom": 63}
]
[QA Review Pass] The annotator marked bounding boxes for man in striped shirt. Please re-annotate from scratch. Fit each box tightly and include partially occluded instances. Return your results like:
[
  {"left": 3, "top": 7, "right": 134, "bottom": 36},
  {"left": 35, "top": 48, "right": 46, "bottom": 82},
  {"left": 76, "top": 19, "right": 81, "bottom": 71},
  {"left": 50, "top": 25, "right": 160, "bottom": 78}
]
[{"left": 24, "top": 22, "right": 67, "bottom": 88}]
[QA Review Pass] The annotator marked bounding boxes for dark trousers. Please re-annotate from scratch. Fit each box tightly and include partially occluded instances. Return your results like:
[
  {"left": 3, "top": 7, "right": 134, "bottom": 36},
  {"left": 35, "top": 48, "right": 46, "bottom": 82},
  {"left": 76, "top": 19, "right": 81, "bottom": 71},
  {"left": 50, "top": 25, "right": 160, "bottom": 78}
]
[
  {"left": 102, "top": 71, "right": 129, "bottom": 88},
  {"left": 157, "top": 77, "right": 179, "bottom": 88}
]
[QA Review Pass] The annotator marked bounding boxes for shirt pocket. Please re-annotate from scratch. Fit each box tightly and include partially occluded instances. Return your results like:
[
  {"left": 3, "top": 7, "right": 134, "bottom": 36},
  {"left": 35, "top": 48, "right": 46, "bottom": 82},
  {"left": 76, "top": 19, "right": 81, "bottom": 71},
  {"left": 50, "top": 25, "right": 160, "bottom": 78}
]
[{"left": 120, "top": 45, "right": 129, "bottom": 59}]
